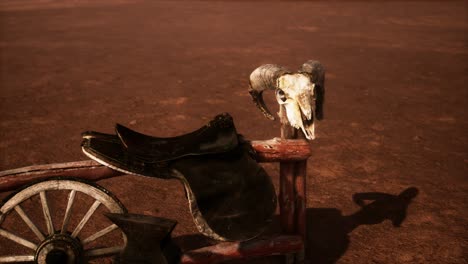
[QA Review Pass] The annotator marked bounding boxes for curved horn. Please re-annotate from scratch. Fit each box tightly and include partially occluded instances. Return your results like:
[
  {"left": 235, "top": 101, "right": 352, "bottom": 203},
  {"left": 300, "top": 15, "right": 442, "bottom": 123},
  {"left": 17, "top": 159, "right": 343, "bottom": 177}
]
[
  {"left": 249, "top": 64, "right": 290, "bottom": 120},
  {"left": 300, "top": 60, "right": 325, "bottom": 120}
]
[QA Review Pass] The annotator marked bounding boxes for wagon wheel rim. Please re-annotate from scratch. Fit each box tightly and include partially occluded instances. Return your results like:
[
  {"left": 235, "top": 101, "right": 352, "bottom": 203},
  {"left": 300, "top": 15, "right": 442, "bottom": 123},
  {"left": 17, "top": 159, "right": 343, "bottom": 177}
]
[{"left": 0, "top": 178, "right": 127, "bottom": 263}]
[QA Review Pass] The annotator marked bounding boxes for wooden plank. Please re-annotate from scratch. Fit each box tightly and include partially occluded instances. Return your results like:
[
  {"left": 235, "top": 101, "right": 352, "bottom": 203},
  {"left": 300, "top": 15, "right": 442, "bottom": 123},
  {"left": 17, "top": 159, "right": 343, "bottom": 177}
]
[
  {"left": 180, "top": 235, "right": 303, "bottom": 264},
  {"left": 0, "top": 160, "right": 108, "bottom": 177},
  {"left": 0, "top": 160, "right": 124, "bottom": 192},
  {"left": 0, "top": 139, "right": 311, "bottom": 192},
  {"left": 250, "top": 139, "right": 311, "bottom": 162}
]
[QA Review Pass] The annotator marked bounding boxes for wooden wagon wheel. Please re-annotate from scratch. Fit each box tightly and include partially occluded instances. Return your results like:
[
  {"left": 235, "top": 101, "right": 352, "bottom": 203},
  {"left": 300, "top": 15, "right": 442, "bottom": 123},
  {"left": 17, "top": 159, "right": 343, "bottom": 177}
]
[{"left": 0, "top": 178, "right": 127, "bottom": 263}]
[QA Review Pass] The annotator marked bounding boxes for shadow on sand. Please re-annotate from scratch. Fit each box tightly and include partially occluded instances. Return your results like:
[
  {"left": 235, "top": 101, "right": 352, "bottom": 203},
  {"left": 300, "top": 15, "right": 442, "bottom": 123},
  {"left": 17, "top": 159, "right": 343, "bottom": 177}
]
[
  {"left": 172, "top": 187, "right": 418, "bottom": 264},
  {"left": 307, "top": 187, "right": 419, "bottom": 264}
]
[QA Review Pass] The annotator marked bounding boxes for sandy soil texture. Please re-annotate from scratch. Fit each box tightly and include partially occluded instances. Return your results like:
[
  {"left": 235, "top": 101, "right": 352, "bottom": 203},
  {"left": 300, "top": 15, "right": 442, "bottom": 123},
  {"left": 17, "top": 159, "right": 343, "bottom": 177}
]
[{"left": 0, "top": 0, "right": 467, "bottom": 263}]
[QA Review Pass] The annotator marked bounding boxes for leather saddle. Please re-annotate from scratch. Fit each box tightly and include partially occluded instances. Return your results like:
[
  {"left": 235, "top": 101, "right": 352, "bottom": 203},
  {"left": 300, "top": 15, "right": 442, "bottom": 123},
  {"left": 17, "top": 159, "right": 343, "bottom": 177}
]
[{"left": 81, "top": 113, "right": 277, "bottom": 241}]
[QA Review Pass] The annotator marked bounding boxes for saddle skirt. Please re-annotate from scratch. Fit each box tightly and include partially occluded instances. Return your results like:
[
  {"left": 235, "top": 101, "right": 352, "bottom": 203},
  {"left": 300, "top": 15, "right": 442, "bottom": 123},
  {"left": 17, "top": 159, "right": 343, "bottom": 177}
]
[{"left": 81, "top": 113, "right": 277, "bottom": 241}]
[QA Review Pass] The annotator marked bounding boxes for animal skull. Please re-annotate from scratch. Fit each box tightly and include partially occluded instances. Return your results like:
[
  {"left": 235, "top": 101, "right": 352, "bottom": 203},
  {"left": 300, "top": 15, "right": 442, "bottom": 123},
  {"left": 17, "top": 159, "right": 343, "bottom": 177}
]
[{"left": 248, "top": 60, "right": 325, "bottom": 140}]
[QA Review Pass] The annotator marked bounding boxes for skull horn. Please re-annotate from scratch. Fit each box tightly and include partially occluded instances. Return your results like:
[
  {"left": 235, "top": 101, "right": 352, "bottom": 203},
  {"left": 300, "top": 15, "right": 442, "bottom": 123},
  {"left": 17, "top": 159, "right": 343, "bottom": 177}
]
[
  {"left": 249, "top": 64, "right": 290, "bottom": 120},
  {"left": 300, "top": 60, "right": 325, "bottom": 120}
]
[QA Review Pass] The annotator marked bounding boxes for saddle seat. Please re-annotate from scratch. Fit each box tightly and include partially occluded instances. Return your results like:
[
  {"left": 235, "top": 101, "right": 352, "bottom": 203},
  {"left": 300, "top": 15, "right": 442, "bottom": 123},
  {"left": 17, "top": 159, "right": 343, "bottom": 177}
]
[{"left": 83, "top": 113, "right": 238, "bottom": 163}]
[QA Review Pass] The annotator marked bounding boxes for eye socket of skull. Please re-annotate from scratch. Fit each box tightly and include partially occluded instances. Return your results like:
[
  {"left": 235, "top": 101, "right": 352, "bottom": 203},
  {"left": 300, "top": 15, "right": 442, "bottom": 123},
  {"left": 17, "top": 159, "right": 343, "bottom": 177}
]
[{"left": 275, "top": 89, "right": 287, "bottom": 103}]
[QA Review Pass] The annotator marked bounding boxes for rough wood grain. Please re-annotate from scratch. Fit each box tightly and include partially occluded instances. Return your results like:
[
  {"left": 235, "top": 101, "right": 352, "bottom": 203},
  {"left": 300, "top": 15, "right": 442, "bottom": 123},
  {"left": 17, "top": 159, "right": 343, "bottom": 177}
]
[
  {"left": 294, "top": 160, "right": 307, "bottom": 264},
  {"left": 279, "top": 162, "right": 296, "bottom": 234},
  {"left": 0, "top": 139, "right": 311, "bottom": 192},
  {"left": 250, "top": 139, "right": 311, "bottom": 162},
  {"left": 277, "top": 103, "right": 310, "bottom": 264},
  {"left": 294, "top": 160, "right": 307, "bottom": 239},
  {"left": 0, "top": 160, "right": 123, "bottom": 192},
  {"left": 279, "top": 105, "right": 299, "bottom": 235}
]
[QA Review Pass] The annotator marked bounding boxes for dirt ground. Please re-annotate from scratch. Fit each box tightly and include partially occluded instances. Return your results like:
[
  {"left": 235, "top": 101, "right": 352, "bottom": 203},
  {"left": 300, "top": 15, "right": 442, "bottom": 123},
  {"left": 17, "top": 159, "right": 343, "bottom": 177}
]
[{"left": 0, "top": 0, "right": 467, "bottom": 263}]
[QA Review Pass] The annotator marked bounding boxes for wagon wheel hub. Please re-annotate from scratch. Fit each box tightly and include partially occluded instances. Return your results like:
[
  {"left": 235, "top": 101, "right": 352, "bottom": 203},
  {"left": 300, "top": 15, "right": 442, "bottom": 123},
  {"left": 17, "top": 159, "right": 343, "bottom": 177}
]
[
  {"left": 0, "top": 179, "right": 126, "bottom": 263},
  {"left": 35, "top": 233, "right": 83, "bottom": 264}
]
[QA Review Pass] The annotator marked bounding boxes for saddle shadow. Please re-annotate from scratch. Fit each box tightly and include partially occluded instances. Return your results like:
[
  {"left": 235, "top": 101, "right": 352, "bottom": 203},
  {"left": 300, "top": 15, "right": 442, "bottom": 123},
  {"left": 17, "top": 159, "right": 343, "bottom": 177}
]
[
  {"left": 173, "top": 187, "right": 418, "bottom": 263},
  {"left": 307, "top": 187, "right": 419, "bottom": 264}
]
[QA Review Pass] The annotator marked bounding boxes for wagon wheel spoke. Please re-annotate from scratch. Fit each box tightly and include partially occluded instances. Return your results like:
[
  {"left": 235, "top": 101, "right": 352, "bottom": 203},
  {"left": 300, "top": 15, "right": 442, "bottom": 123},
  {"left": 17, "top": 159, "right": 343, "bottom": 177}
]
[
  {"left": 61, "top": 190, "right": 76, "bottom": 234},
  {"left": 71, "top": 200, "right": 101, "bottom": 238},
  {"left": 0, "top": 228, "right": 37, "bottom": 250},
  {"left": 84, "top": 246, "right": 123, "bottom": 258},
  {"left": 14, "top": 205, "right": 45, "bottom": 241},
  {"left": 0, "top": 255, "right": 35, "bottom": 262},
  {"left": 39, "top": 191, "right": 54, "bottom": 235},
  {"left": 82, "top": 224, "right": 118, "bottom": 245},
  {"left": 0, "top": 178, "right": 127, "bottom": 263}
]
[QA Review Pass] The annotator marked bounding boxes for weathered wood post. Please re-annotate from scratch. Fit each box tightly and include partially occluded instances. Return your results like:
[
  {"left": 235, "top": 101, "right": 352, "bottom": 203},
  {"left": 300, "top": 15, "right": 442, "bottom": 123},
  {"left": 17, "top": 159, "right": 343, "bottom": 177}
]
[{"left": 279, "top": 107, "right": 308, "bottom": 264}]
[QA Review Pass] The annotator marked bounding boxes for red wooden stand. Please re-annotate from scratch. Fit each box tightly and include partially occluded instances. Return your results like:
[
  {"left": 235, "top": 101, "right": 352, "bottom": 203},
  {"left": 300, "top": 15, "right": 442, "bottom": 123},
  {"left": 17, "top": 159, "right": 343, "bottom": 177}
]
[{"left": 0, "top": 138, "right": 311, "bottom": 263}]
